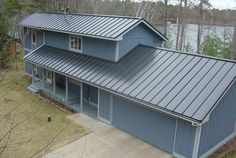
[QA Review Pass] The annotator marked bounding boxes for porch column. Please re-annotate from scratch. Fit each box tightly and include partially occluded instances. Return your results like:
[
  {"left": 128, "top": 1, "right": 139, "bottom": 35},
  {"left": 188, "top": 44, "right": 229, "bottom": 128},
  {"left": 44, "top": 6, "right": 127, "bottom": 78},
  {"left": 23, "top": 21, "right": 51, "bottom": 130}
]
[
  {"left": 65, "top": 77, "right": 68, "bottom": 101},
  {"left": 80, "top": 82, "right": 83, "bottom": 112},
  {"left": 53, "top": 71, "right": 55, "bottom": 94},
  {"left": 32, "top": 68, "right": 35, "bottom": 84},
  {"left": 42, "top": 69, "right": 45, "bottom": 88}
]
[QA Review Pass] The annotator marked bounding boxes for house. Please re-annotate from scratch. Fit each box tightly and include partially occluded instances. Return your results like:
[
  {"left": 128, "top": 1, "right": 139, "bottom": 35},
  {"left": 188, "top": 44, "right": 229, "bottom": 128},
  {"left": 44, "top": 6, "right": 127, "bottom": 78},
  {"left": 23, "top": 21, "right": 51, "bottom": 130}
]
[{"left": 19, "top": 12, "right": 236, "bottom": 158}]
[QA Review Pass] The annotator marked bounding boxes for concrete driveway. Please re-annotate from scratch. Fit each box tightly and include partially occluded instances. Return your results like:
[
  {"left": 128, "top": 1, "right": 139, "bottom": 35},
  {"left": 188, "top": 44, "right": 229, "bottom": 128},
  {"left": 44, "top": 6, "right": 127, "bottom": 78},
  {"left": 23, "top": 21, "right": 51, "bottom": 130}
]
[{"left": 43, "top": 113, "right": 172, "bottom": 158}]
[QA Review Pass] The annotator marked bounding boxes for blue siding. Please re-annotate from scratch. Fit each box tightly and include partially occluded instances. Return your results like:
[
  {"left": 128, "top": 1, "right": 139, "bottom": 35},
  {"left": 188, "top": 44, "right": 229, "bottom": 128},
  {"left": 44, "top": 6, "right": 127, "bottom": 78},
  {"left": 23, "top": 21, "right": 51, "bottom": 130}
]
[
  {"left": 45, "top": 31, "right": 69, "bottom": 50},
  {"left": 24, "top": 27, "right": 31, "bottom": 49},
  {"left": 112, "top": 96, "right": 176, "bottom": 153},
  {"left": 118, "top": 23, "right": 163, "bottom": 59},
  {"left": 174, "top": 119, "right": 196, "bottom": 158},
  {"left": 24, "top": 50, "right": 32, "bottom": 75},
  {"left": 25, "top": 50, "right": 30, "bottom": 55},
  {"left": 83, "top": 37, "right": 116, "bottom": 61},
  {"left": 198, "top": 81, "right": 236, "bottom": 157},
  {"left": 37, "top": 30, "right": 44, "bottom": 47},
  {"left": 23, "top": 29, "right": 44, "bottom": 50},
  {"left": 99, "top": 90, "right": 111, "bottom": 121},
  {"left": 25, "top": 62, "right": 32, "bottom": 75}
]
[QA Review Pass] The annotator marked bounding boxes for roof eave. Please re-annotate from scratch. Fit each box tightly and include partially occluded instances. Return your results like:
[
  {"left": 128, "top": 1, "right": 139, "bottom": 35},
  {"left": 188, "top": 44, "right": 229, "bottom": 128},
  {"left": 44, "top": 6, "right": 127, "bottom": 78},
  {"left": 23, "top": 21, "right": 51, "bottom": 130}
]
[{"left": 19, "top": 24, "right": 121, "bottom": 41}]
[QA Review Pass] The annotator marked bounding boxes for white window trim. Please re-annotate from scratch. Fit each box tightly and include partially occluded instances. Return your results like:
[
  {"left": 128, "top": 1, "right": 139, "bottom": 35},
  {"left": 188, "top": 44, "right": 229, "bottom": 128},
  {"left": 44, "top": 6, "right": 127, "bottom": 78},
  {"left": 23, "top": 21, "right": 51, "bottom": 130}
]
[{"left": 69, "top": 34, "right": 83, "bottom": 53}]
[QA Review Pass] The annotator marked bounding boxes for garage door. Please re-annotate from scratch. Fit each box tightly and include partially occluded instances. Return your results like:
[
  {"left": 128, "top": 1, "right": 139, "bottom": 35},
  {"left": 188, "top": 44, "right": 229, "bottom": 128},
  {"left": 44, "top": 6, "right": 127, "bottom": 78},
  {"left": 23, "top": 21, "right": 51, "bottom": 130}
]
[{"left": 112, "top": 96, "right": 176, "bottom": 153}]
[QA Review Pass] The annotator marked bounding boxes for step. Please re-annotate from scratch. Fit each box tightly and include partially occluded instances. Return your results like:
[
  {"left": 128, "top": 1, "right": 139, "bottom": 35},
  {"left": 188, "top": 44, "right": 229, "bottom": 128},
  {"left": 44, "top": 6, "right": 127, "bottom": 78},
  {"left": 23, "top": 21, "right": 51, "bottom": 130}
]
[{"left": 27, "top": 85, "right": 41, "bottom": 93}]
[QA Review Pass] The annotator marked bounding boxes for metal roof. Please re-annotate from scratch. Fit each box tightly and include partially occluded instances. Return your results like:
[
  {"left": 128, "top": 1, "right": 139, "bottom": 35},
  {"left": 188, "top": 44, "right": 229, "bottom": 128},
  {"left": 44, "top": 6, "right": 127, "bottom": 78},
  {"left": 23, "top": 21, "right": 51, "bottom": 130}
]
[
  {"left": 19, "top": 12, "right": 167, "bottom": 41},
  {"left": 25, "top": 45, "right": 236, "bottom": 123}
]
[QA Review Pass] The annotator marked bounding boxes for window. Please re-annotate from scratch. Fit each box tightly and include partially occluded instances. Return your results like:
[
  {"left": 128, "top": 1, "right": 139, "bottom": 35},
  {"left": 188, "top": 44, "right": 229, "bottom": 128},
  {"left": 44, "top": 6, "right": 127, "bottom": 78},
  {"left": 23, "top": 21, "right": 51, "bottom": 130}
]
[
  {"left": 70, "top": 35, "right": 82, "bottom": 52},
  {"left": 31, "top": 29, "right": 36, "bottom": 44}
]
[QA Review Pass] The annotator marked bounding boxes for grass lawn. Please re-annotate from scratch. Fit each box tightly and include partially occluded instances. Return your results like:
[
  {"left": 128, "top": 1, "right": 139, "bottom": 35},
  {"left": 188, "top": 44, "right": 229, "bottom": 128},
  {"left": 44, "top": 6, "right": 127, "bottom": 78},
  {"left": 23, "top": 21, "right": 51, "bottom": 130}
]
[
  {"left": 224, "top": 150, "right": 236, "bottom": 158},
  {"left": 0, "top": 62, "right": 88, "bottom": 157}
]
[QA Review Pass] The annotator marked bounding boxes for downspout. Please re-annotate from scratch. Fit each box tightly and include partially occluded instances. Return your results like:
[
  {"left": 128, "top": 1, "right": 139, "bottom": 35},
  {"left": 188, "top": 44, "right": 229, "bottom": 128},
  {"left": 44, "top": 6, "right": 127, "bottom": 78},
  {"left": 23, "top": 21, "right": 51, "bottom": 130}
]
[{"left": 192, "top": 124, "right": 202, "bottom": 158}]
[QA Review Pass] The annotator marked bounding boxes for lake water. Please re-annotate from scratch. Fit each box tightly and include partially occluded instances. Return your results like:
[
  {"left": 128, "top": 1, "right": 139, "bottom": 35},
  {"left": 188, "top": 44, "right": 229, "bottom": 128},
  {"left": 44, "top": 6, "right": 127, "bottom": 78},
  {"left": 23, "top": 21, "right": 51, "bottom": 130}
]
[{"left": 166, "top": 24, "right": 234, "bottom": 53}]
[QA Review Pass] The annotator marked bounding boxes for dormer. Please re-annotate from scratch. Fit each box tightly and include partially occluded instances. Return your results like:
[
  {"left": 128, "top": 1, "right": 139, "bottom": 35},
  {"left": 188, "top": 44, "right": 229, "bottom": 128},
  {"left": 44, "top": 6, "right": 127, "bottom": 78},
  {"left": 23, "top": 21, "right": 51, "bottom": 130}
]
[{"left": 19, "top": 12, "right": 167, "bottom": 62}]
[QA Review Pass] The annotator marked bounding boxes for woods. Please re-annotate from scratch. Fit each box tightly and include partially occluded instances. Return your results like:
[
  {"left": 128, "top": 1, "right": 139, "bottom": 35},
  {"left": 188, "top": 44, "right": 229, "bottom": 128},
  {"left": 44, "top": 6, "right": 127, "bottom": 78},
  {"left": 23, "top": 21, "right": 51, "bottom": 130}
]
[{"left": 0, "top": 0, "right": 234, "bottom": 59}]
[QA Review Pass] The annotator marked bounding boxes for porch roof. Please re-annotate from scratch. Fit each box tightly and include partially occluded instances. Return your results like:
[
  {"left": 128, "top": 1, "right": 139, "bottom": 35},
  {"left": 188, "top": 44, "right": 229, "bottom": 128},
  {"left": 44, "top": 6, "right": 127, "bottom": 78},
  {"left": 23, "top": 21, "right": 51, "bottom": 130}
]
[{"left": 24, "top": 45, "right": 236, "bottom": 123}]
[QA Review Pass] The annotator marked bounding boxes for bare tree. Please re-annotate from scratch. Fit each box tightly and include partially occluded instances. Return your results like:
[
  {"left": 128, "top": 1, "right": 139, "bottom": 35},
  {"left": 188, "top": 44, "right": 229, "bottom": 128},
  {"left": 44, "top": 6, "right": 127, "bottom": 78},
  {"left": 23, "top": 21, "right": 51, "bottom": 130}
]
[
  {"left": 164, "top": 0, "right": 168, "bottom": 36},
  {"left": 176, "top": 0, "right": 183, "bottom": 50},
  {"left": 196, "top": 0, "right": 210, "bottom": 54},
  {"left": 179, "top": 0, "right": 187, "bottom": 51},
  {"left": 196, "top": 0, "right": 203, "bottom": 54},
  {"left": 231, "top": 20, "right": 236, "bottom": 59}
]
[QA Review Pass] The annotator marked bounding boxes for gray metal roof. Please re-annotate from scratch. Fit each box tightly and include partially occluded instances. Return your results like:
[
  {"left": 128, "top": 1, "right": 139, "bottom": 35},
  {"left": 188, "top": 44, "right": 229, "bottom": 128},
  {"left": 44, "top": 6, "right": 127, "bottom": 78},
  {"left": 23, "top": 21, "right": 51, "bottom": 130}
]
[
  {"left": 19, "top": 12, "right": 167, "bottom": 41},
  {"left": 25, "top": 45, "right": 236, "bottom": 122}
]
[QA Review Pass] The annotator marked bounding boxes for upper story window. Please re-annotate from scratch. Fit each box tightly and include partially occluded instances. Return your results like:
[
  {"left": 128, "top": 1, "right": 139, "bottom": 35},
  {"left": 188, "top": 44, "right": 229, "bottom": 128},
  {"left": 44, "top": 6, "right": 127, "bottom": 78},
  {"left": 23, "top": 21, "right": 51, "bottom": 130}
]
[
  {"left": 69, "top": 35, "right": 82, "bottom": 52},
  {"left": 31, "top": 29, "right": 36, "bottom": 44}
]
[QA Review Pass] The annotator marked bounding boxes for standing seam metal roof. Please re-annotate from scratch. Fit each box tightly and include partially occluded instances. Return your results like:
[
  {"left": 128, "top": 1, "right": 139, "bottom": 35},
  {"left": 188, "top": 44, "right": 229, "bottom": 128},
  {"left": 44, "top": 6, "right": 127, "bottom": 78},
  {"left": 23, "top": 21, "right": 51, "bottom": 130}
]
[
  {"left": 19, "top": 12, "right": 167, "bottom": 41},
  {"left": 24, "top": 45, "right": 236, "bottom": 123}
]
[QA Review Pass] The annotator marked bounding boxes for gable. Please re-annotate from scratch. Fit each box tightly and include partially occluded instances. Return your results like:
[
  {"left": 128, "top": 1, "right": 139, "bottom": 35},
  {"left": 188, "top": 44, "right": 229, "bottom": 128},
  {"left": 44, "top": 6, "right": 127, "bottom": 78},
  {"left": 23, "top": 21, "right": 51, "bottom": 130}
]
[{"left": 118, "top": 23, "right": 163, "bottom": 59}]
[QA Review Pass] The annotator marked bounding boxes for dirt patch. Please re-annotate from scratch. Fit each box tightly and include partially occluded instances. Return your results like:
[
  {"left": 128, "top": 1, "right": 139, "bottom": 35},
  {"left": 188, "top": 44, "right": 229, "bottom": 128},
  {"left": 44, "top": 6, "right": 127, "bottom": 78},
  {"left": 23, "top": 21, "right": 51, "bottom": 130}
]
[{"left": 208, "top": 136, "right": 236, "bottom": 158}]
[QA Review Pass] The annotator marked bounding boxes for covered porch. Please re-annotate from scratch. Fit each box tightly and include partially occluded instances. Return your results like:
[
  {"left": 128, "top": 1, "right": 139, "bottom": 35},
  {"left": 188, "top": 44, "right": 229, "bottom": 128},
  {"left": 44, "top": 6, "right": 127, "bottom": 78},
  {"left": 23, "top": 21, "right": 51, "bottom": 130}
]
[{"left": 30, "top": 65, "right": 98, "bottom": 117}]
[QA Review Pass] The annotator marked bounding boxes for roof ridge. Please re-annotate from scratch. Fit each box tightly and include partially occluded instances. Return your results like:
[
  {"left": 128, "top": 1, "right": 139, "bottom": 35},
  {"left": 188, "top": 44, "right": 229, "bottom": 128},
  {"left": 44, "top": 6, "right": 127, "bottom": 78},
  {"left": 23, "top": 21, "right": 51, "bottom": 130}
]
[
  {"left": 36, "top": 11, "right": 142, "bottom": 20},
  {"left": 141, "top": 45, "right": 236, "bottom": 64}
]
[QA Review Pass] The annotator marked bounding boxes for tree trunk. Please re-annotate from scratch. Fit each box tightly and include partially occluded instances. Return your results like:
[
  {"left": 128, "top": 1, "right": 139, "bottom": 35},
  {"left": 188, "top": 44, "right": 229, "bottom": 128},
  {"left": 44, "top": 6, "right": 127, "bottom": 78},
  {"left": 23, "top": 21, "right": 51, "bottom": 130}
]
[
  {"left": 179, "top": 0, "right": 187, "bottom": 51},
  {"left": 197, "top": 0, "right": 203, "bottom": 54},
  {"left": 164, "top": 0, "right": 168, "bottom": 36},
  {"left": 175, "top": 0, "right": 183, "bottom": 50},
  {"left": 231, "top": 24, "right": 236, "bottom": 59}
]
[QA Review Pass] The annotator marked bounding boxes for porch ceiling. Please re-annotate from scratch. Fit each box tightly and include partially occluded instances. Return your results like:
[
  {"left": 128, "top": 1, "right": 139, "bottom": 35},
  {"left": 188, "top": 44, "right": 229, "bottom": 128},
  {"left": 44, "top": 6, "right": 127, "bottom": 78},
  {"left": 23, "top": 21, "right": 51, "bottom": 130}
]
[{"left": 24, "top": 45, "right": 236, "bottom": 123}]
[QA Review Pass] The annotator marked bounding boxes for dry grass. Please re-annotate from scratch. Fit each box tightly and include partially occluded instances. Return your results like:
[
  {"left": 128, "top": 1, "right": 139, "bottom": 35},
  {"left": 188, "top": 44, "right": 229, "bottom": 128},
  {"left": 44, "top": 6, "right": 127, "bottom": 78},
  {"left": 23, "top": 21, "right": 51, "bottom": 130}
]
[
  {"left": 0, "top": 66, "right": 88, "bottom": 158},
  {"left": 224, "top": 150, "right": 236, "bottom": 158}
]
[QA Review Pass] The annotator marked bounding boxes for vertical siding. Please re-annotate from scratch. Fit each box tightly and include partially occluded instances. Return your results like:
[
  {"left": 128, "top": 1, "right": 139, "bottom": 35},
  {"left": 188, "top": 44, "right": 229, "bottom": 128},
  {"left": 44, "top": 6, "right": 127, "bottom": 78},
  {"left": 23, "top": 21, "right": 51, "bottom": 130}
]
[
  {"left": 198, "top": 81, "right": 236, "bottom": 157},
  {"left": 118, "top": 23, "right": 163, "bottom": 59},
  {"left": 99, "top": 90, "right": 111, "bottom": 121},
  {"left": 23, "top": 28, "right": 44, "bottom": 49},
  {"left": 36, "top": 30, "right": 44, "bottom": 47},
  {"left": 112, "top": 96, "right": 176, "bottom": 153},
  {"left": 23, "top": 29, "right": 43, "bottom": 75},
  {"left": 174, "top": 119, "right": 196, "bottom": 158},
  {"left": 45, "top": 31, "right": 69, "bottom": 49},
  {"left": 24, "top": 50, "right": 30, "bottom": 55},
  {"left": 24, "top": 49, "right": 32, "bottom": 75},
  {"left": 24, "top": 27, "right": 31, "bottom": 49},
  {"left": 25, "top": 62, "right": 32, "bottom": 75},
  {"left": 83, "top": 37, "right": 116, "bottom": 61}
]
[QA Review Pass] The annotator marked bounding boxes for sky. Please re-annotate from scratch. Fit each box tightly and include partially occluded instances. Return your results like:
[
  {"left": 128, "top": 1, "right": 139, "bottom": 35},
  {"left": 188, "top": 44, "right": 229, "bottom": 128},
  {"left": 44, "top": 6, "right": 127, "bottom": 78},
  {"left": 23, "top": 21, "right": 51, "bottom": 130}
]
[
  {"left": 210, "top": 0, "right": 236, "bottom": 10},
  {"left": 166, "top": 0, "right": 236, "bottom": 10}
]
